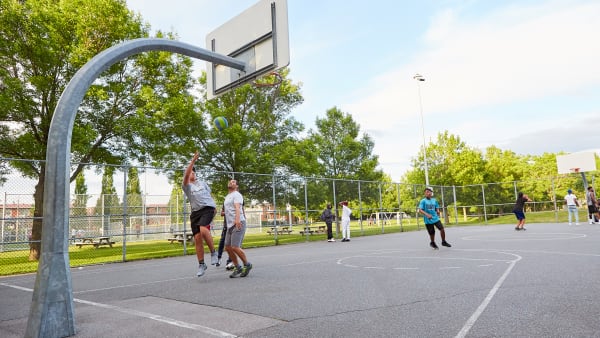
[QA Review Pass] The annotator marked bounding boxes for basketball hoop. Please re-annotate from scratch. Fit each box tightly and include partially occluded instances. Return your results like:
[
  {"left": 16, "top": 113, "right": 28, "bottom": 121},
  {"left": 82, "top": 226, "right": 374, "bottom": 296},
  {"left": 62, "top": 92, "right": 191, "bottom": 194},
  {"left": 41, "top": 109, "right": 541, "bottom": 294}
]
[
  {"left": 252, "top": 71, "right": 283, "bottom": 88},
  {"left": 570, "top": 167, "right": 581, "bottom": 173}
]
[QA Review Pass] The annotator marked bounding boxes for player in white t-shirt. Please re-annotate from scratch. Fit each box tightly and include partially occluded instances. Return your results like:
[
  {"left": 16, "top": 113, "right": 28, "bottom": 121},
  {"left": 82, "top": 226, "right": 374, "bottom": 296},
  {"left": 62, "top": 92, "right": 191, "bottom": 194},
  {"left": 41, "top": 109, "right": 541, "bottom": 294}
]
[{"left": 564, "top": 189, "right": 579, "bottom": 225}]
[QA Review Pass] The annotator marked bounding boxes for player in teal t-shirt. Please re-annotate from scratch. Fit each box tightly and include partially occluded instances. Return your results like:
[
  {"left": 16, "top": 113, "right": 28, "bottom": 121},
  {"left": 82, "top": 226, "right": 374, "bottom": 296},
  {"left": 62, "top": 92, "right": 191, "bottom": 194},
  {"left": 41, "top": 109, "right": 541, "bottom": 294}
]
[{"left": 418, "top": 187, "right": 452, "bottom": 250}]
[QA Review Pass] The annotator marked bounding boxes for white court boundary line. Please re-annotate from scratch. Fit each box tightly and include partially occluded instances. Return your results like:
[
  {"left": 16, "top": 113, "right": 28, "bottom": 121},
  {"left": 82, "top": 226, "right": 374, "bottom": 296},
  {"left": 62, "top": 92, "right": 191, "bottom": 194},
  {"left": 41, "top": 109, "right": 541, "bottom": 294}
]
[
  {"left": 0, "top": 282, "right": 236, "bottom": 338},
  {"left": 454, "top": 251, "right": 522, "bottom": 338}
]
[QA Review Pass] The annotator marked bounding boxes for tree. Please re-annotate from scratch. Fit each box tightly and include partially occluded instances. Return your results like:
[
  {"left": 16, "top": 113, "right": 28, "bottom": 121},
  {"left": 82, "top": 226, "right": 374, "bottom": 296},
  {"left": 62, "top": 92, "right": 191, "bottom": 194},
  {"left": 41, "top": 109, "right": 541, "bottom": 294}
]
[
  {"left": 126, "top": 167, "right": 143, "bottom": 235},
  {"left": 93, "top": 166, "right": 121, "bottom": 235},
  {"left": 307, "top": 107, "right": 384, "bottom": 221},
  {"left": 142, "top": 69, "right": 314, "bottom": 204},
  {"left": 72, "top": 171, "right": 89, "bottom": 218},
  {"left": 0, "top": 0, "right": 196, "bottom": 259}
]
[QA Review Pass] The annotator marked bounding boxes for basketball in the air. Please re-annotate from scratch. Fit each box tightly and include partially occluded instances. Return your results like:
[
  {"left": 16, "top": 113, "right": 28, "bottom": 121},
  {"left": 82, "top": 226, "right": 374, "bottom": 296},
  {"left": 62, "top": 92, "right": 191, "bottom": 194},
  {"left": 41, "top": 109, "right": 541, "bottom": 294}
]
[{"left": 213, "top": 116, "right": 228, "bottom": 131}]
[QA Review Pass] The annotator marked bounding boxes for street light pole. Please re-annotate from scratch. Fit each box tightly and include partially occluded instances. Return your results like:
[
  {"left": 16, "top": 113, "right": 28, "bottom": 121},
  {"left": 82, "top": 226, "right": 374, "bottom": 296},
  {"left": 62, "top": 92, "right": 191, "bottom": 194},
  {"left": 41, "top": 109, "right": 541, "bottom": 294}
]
[{"left": 413, "top": 73, "right": 430, "bottom": 186}]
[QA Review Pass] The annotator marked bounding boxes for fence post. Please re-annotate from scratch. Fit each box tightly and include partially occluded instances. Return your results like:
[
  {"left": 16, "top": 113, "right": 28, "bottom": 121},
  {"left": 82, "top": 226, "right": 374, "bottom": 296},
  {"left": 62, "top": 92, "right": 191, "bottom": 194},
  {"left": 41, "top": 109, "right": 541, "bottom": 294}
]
[
  {"left": 552, "top": 178, "right": 558, "bottom": 223},
  {"left": 482, "top": 184, "right": 488, "bottom": 224},
  {"left": 272, "top": 174, "right": 278, "bottom": 245},
  {"left": 453, "top": 186, "right": 458, "bottom": 225},
  {"left": 122, "top": 166, "right": 128, "bottom": 262},
  {"left": 358, "top": 181, "right": 364, "bottom": 234}
]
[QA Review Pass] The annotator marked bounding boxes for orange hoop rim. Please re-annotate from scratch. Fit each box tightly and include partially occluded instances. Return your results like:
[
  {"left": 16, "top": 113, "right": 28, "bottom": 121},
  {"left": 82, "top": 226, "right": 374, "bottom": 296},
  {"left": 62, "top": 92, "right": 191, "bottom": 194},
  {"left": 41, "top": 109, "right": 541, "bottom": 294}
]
[
  {"left": 252, "top": 71, "right": 283, "bottom": 88},
  {"left": 570, "top": 167, "right": 581, "bottom": 173}
]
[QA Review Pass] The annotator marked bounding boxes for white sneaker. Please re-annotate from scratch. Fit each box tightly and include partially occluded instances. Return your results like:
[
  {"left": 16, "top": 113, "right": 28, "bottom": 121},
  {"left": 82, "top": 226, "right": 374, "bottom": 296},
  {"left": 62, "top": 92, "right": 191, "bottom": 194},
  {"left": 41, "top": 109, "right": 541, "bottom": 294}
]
[
  {"left": 225, "top": 262, "right": 235, "bottom": 271},
  {"left": 576, "top": 223, "right": 580, "bottom": 225},
  {"left": 330, "top": 238, "right": 335, "bottom": 242},
  {"left": 210, "top": 252, "right": 218, "bottom": 265},
  {"left": 197, "top": 263, "right": 207, "bottom": 277}
]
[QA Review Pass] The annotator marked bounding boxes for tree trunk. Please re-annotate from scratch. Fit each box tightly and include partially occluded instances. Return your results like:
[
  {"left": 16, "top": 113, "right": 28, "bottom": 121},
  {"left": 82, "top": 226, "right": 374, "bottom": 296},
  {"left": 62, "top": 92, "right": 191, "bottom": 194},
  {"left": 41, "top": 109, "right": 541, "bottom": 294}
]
[{"left": 29, "top": 168, "right": 45, "bottom": 261}]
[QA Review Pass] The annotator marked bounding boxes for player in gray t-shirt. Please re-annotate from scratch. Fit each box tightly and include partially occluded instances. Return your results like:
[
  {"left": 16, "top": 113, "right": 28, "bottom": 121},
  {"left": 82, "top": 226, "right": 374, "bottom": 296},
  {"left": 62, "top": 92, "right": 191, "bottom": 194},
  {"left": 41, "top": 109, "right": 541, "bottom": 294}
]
[{"left": 182, "top": 151, "right": 218, "bottom": 277}]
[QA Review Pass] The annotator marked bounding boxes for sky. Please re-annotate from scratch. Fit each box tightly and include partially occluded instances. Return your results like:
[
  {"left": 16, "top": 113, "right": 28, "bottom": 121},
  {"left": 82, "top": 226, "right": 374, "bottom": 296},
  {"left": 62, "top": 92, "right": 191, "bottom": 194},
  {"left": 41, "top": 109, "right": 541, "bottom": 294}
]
[{"left": 124, "top": 0, "right": 600, "bottom": 182}]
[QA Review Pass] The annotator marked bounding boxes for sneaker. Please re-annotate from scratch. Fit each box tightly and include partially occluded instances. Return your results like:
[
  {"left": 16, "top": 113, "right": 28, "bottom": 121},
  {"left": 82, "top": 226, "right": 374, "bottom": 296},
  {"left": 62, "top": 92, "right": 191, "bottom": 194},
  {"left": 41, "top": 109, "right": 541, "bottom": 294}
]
[
  {"left": 521, "top": 227, "right": 526, "bottom": 231},
  {"left": 216, "top": 258, "right": 221, "bottom": 267},
  {"left": 341, "top": 238, "right": 347, "bottom": 242},
  {"left": 345, "top": 238, "right": 350, "bottom": 242},
  {"left": 197, "top": 262, "right": 207, "bottom": 277},
  {"left": 430, "top": 242, "right": 439, "bottom": 250},
  {"left": 441, "top": 241, "right": 451, "bottom": 247},
  {"left": 515, "top": 227, "right": 520, "bottom": 231},
  {"left": 210, "top": 252, "right": 218, "bottom": 265},
  {"left": 229, "top": 266, "right": 242, "bottom": 278},
  {"left": 225, "top": 262, "right": 235, "bottom": 271},
  {"left": 240, "top": 263, "right": 253, "bottom": 277},
  {"left": 576, "top": 223, "right": 580, "bottom": 225}
]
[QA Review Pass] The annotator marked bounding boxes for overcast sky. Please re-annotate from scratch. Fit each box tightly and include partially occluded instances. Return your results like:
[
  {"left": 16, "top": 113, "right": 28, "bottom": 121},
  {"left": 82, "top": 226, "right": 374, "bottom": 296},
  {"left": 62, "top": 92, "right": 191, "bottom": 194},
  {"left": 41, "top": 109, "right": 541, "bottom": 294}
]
[{"left": 124, "top": 0, "right": 600, "bottom": 183}]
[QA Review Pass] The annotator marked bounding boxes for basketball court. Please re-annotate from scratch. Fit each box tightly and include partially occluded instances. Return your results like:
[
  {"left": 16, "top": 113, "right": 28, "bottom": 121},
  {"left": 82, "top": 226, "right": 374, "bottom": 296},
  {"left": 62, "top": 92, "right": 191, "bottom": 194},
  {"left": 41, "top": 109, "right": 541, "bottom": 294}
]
[{"left": 3, "top": 222, "right": 600, "bottom": 337}]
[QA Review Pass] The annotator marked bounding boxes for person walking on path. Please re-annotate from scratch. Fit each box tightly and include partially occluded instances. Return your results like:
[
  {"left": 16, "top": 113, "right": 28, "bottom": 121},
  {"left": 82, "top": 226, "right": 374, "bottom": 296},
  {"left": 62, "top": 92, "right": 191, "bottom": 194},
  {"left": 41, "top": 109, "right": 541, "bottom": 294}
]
[
  {"left": 224, "top": 179, "right": 252, "bottom": 278},
  {"left": 564, "top": 189, "right": 580, "bottom": 225},
  {"left": 321, "top": 204, "right": 335, "bottom": 242},
  {"left": 182, "top": 151, "right": 218, "bottom": 277},
  {"left": 339, "top": 201, "right": 352, "bottom": 242},
  {"left": 513, "top": 192, "right": 531, "bottom": 230},
  {"left": 585, "top": 186, "right": 600, "bottom": 224},
  {"left": 418, "top": 187, "right": 451, "bottom": 249}
]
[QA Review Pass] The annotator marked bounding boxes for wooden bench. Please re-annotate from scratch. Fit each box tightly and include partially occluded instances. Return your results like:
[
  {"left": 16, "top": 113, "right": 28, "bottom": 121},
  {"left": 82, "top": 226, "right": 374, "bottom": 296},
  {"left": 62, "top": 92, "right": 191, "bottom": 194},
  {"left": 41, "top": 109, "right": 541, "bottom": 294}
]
[
  {"left": 76, "top": 237, "right": 115, "bottom": 248},
  {"left": 167, "top": 233, "right": 194, "bottom": 244},
  {"left": 266, "top": 226, "right": 293, "bottom": 235},
  {"left": 300, "top": 225, "right": 327, "bottom": 235}
]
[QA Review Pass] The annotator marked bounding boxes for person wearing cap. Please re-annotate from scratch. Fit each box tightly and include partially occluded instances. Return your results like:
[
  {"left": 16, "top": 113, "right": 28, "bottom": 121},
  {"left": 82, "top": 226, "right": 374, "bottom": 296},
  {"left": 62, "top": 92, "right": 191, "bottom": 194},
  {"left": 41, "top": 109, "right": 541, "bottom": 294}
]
[
  {"left": 339, "top": 201, "right": 352, "bottom": 242},
  {"left": 564, "top": 189, "right": 580, "bottom": 225},
  {"left": 418, "top": 187, "right": 451, "bottom": 249},
  {"left": 182, "top": 151, "right": 218, "bottom": 277}
]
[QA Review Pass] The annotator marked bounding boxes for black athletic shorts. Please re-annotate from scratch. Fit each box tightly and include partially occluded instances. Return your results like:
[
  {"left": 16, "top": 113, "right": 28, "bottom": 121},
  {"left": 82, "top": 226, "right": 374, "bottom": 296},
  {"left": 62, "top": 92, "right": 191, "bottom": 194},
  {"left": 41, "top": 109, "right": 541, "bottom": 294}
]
[
  {"left": 190, "top": 207, "right": 216, "bottom": 236},
  {"left": 425, "top": 220, "right": 444, "bottom": 235}
]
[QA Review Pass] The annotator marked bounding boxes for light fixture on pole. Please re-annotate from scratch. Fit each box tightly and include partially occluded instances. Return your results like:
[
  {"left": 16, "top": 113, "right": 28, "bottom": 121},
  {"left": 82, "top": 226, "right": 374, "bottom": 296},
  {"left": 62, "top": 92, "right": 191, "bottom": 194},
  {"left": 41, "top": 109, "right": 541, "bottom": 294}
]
[{"left": 413, "top": 73, "right": 430, "bottom": 186}]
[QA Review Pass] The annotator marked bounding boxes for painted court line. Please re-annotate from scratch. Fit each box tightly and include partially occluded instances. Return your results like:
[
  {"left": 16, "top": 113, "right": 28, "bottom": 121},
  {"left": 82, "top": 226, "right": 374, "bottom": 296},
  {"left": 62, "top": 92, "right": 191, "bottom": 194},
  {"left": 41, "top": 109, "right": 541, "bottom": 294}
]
[
  {"left": 0, "top": 282, "right": 236, "bottom": 338},
  {"left": 454, "top": 252, "right": 522, "bottom": 338}
]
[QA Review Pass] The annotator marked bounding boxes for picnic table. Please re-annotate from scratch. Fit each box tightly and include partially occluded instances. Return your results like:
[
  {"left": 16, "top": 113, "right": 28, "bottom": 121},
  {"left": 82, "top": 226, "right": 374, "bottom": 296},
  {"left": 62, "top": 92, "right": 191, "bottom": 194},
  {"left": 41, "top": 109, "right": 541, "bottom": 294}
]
[
  {"left": 167, "top": 232, "right": 194, "bottom": 244},
  {"left": 75, "top": 236, "right": 115, "bottom": 248},
  {"left": 299, "top": 225, "right": 327, "bottom": 235},
  {"left": 266, "top": 225, "right": 293, "bottom": 235}
]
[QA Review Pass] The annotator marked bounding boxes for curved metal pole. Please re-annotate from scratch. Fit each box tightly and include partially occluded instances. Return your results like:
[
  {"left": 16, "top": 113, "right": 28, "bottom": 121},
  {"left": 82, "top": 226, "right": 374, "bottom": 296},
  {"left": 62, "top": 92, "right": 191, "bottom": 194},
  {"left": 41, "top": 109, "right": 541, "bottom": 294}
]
[{"left": 26, "top": 38, "right": 245, "bottom": 338}]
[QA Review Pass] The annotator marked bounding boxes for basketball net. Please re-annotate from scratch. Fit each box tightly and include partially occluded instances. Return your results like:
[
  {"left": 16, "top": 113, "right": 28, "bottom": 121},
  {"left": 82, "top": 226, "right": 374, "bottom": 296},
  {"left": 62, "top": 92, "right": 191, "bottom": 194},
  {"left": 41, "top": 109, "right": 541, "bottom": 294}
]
[{"left": 252, "top": 71, "right": 283, "bottom": 88}]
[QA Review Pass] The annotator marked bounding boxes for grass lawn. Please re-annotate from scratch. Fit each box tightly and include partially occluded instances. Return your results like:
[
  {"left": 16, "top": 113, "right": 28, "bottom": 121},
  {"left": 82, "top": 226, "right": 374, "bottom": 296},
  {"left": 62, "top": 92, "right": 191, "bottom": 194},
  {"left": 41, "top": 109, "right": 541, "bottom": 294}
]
[{"left": 0, "top": 209, "right": 583, "bottom": 276}]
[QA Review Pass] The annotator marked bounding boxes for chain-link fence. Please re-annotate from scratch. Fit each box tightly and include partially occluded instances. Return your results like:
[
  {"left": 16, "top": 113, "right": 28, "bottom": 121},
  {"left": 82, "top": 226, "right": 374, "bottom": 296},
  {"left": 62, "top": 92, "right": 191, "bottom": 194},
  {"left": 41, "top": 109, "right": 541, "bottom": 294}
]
[{"left": 1, "top": 157, "right": 595, "bottom": 275}]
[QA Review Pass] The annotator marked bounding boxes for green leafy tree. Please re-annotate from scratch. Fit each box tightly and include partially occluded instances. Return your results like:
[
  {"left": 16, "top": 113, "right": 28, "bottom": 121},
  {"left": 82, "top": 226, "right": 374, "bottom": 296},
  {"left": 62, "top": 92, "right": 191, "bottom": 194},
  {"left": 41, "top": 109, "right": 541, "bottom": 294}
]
[
  {"left": 93, "top": 166, "right": 121, "bottom": 234},
  {"left": 307, "top": 107, "right": 384, "bottom": 222},
  {"left": 126, "top": 167, "right": 143, "bottom": 234},
  {"left": 72, "top": 171, "right": 89, "bottom": 218},
  {"left": 0, "top": 0, "right": 196, "bottom": 259}
]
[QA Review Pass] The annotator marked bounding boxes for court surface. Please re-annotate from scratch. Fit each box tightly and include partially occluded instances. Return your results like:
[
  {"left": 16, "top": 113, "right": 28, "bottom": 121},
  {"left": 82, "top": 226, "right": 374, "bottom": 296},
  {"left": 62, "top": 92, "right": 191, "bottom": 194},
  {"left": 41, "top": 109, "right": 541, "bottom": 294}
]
[{"left": 2, "top": 222, "right": 600, "bottom": 337}]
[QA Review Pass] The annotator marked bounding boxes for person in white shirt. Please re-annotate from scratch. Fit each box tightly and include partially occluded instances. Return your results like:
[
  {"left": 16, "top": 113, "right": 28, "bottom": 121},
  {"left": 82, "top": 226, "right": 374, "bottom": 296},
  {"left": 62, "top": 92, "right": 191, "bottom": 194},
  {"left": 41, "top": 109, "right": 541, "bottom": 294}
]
[
  {"left": 340, "top": 201, "right": 352, "bottom": 242},
  {"left": 564, "top": 189, "right": 579, "bottom": 225}
]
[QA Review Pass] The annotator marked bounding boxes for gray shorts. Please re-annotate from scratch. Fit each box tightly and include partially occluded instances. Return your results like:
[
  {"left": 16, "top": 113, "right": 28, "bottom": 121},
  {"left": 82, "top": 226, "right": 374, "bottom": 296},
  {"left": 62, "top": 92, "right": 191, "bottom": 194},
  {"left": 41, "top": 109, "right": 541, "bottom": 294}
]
[{"left": 225, "top": 220, "right": 246, "bottom": 248}]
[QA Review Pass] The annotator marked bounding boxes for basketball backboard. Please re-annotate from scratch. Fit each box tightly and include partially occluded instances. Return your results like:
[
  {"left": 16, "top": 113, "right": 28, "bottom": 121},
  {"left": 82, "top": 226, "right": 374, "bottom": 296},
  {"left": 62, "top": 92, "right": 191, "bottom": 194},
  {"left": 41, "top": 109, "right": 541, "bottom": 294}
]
[
  {"left": 206, "top": 0, "right": 289, "bottom": 99},
  {"left": 556, "top": 151, "right": 597, "bottom": 174}
]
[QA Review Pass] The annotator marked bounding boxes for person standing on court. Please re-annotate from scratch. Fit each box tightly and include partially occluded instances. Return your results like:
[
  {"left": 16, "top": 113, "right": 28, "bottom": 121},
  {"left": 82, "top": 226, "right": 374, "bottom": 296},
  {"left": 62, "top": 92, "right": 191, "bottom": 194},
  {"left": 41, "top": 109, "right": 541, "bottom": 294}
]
[
  {"left": 340, "top": 201, "right": 352, "bottom": 242},
  {"left": 321, "top": 203, "right": 335, "bottom": 242},
  {"left": 513, "top": 191, "right": 531, "bottom": 230},
  {"left": 182, "top": 151, "right": 218, "bottom": 277},
  {"left": 585, "top": 186, "right": 600, "bottom": 224},
  {"left": 224, "top": 179, "right": 252, "bottom": 278},
  {"left": 564, "top": 189, "right": 580, "bottom": 225},
  {"left": 418, "top": 187, "right": 451, "bottom": 249}
]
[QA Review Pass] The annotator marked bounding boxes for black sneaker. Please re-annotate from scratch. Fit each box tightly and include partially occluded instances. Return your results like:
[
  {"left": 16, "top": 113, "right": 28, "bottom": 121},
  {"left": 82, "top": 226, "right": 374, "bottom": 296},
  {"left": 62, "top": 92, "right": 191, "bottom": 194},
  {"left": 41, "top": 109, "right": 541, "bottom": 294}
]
[
  {"left": 240, "top": 263, "right": 253, "bottom": 277},
  {"left": 430, "top": 242, "right": 439, "bottom": 250},
  {"left": 229, "top": 266, "right": 242, "bottom": 278},
  {"left": 441, "top": 241, "right": 451, "bottom": 247},
  {"left": 515, "top": 227, "right": 520, "bottom": 231}
]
